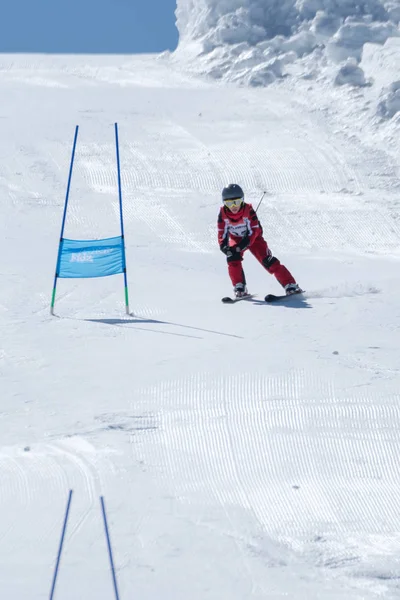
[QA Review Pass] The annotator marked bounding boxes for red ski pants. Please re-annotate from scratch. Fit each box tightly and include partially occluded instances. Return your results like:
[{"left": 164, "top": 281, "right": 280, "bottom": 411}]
[{"left": 227, "top": 237, "right": 296, "bottom": 289}]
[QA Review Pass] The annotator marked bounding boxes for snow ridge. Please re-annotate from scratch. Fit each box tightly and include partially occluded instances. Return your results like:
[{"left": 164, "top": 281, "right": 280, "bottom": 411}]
[{"left": 175, "top": 0, "right": 400, "bottom": 127}]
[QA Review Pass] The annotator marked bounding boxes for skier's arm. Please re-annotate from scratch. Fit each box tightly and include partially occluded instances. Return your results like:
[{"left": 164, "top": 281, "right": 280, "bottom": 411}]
[
  {"left": 218, "top": 210, "right": 229, "bottom": 251},
  {"left": 247, "top": 207, "right": 263, "bottom": 247},
  {"left": 233, "top": 207, "right": 262, "bottom": 252}
]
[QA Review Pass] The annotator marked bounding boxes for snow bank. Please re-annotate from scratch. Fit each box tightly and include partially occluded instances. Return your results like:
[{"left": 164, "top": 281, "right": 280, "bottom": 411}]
[
  {"left": 326, "top": 20, "right": 399, "bottom": 63},
  {"left": 175, "top": 0, "right": 400, "bottom": 120},
  {"left": 378, "top": 80, "right": 400, "bottom": 117},
  {"left": 334, "top": 58, "right": 368, "bottom": 86},
  {"left": 361, "top": 37, "right": 400, "bottom": 118}
]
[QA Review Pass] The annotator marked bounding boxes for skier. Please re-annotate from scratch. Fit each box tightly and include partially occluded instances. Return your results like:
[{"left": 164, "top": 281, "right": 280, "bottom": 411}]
[{"left": 218, "top": 184, "right": 301, "bottom": 298}]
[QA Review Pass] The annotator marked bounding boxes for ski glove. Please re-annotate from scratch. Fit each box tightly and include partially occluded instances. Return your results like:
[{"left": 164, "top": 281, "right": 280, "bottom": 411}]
[
  {"left": 220, "top": 242, "right": 230, "bottom": 255},
  {"left": 221, "top": 236, "right": 249, "bottom": 257},
  {"left": 234, "top": 235, "right": 250, "bottom": 252},
  {"left": 220, "top": 244, "right": 239, "bottom": 258}
]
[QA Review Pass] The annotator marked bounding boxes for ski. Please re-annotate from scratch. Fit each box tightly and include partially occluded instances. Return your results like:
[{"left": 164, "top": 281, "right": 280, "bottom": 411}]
[
  {"left": 264, "top": 290, "right": 304, "bottom": 303},
  {"left": 222, "top": 291, "right": 304, "bottom": 304},
  {"left": 221, "top": 294, "right": 255, "bottom": 304}
]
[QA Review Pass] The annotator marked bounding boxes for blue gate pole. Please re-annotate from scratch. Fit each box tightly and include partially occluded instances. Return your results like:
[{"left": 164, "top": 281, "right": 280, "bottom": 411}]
[
  {"left": 114, "top": 123, "right": 130, "bottom": 315},
  {"left": 50, "top": 126, "right": 79, "bottom": 315},
  {"left": 49, "top": 490, "right": 73, "bottom": 600},
  {"left": 100, "top": 496, "right": 121, "bottom": 600}
]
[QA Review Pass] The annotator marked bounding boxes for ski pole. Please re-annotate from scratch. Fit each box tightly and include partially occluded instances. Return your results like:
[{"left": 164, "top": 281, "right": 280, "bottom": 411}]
[
  {"left": 255, "top": 191, "right": 267, "bottom": 213},
  {"left": 101, "top": 496, "right": 121, "bottom": 600},
  {"left": 49, "top": 490, "right": 73, "bottom": 600}
]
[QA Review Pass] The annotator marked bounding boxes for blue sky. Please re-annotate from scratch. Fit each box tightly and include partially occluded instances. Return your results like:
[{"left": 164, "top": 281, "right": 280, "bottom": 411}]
[{"left": 0, "top": 0, "right": 178, "bottom": 53}]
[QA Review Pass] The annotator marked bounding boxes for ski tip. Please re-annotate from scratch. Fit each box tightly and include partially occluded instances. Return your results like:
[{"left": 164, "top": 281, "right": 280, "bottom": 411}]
[{"left": 222, "top": 293, "right": 255, "bottom": 304}]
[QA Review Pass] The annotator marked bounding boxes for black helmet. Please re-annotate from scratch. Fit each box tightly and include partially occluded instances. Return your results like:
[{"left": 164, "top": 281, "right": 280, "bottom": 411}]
[{"left": 222, "top": 184, "right": 244, "bottom": 202}]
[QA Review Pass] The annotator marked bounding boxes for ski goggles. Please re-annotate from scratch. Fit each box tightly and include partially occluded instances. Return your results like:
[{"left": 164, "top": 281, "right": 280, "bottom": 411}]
[{"left": 223, "top": 198, "right": 243, "bottom": 208}]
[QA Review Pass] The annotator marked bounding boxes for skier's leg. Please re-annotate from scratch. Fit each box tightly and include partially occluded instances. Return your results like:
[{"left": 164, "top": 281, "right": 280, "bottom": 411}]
[
  {"left": 227, "top": 254, "right": 247, "bottom": 295},
  {"left": 264, "top": 255, "right": 297, "bottom": 289},
  {"left": 227, "top": 255, "right": 246, "bottom": 286},
  {"left": 250, "top": 238, "right": 296, "bottom": 289}
]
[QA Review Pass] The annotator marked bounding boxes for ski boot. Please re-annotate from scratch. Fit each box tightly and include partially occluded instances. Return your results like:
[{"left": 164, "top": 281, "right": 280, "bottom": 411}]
[
  {"left": 234, "top": 283, "right": 250, "bottom": 298},
  {"left": 285, "top": 283, "right": 302, "bottom": 296}
]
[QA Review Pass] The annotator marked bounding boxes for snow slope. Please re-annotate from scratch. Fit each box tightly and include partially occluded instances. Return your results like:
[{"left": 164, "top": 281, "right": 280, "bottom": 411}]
[
  {"left": 174, "top": 0, "right": 400, "bottom": 159},
  {"left": 1, "top": 52, "right": 400, "bottom": 599}
]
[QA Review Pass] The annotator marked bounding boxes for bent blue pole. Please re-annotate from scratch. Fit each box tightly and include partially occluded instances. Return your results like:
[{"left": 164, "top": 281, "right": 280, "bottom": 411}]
[
  {"left": 114, "top": 123, "right": 130, "bottom": 315},
  {"left": 50, "top": 126, "right": 79, "bottom": 315},
  {"left": 49, "top": 490, "right": 73, "bottom": 600},
  {"left": 101, "top": 496, "right": 121, "bottom": 600}
]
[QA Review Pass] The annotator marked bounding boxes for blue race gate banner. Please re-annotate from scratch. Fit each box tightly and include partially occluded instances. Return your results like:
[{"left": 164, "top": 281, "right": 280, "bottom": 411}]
[
  {"left": 50, "top": 124, "right": 130, "bottom": 315},
  {"left": 58, "top": 237, "right": 125, "bottom": 279}
]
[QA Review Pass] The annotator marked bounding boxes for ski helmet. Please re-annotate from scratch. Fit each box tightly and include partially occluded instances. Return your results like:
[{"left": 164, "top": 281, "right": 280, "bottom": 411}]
[{"left": 222, "top": 184, "right": 244, "bottom": 203}]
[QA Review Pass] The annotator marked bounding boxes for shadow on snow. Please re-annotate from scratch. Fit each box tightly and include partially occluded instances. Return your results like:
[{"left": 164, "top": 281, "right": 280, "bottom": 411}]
[
  {"left": 84, "top": 316, "right": 244, "bottom": 340},
  {"left": 251, "top": 296, "right": 312, "bottom": 309}
]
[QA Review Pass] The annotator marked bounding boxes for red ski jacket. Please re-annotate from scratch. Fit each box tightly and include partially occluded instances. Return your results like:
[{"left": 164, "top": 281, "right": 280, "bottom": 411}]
[{"left": 217, "top": 203, "right": 262, "bottom": 248}]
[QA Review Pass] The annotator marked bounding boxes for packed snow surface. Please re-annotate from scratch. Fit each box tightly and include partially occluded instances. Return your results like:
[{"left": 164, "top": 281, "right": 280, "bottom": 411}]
[
  {"left": 0, "top": 49, "right": 399, "bottom": 599},
  {"left": 1, "top": 1, "right": 400, "bottom": 597}
]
